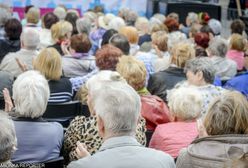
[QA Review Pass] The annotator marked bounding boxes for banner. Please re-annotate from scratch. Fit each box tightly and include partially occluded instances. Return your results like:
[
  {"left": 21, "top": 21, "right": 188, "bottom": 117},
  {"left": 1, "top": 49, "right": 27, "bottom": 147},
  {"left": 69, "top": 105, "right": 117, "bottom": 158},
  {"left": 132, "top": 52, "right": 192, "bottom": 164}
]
[{"left": 0, "top": 0, "right": 146, "bottom": 16}]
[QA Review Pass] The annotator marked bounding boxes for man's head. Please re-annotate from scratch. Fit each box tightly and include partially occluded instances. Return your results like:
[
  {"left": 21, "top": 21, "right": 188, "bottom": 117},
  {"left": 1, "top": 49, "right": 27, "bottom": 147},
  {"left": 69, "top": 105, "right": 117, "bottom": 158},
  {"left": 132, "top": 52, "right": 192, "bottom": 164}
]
[{"left": 20, "top": 28, "right": 40, "bottom": 50}]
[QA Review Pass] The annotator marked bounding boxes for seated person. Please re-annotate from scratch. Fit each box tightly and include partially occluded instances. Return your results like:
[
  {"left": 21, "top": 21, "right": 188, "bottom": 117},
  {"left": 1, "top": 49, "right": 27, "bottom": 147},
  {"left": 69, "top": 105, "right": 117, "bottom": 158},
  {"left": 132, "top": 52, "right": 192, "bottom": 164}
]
[
  {"left": 67, "top": 71, "right": 175, "bottom": 168},
  {"left": 176, "top": 91, "right": 248, "bottom": 168},
  {"left": 0, "top": 71, "right": 13, "bottom": 109},
  {"left": 62, "top": 33, "right": 96, "bottom": 78},
  {"left": 4, "top": 71, "right": 64, "bottom": 163},
  {"left": 116, "top": 56, "right": 170, "bottom": 131},
  {"left": 149, "top": 87, "right": 202, "bottom": 158},
  {"left": 33, "top": 48, "right": 73, "bottom": 104},
  {"left": 63, "top": 71, "right": 146, "bottom": 163},
  {"left": 0, "top": 112, "right": 17, "bottom": 167}
]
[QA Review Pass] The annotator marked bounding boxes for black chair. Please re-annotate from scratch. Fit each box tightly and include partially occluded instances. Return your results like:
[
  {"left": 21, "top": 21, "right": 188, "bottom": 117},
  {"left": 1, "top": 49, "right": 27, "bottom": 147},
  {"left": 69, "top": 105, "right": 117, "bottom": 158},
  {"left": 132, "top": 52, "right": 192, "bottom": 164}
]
[
  {"left": 43, "top": 101, "right": 83, "bottom": 127},
  {"left": 145, "top": 130, "right": 154, "bottom": 147}
]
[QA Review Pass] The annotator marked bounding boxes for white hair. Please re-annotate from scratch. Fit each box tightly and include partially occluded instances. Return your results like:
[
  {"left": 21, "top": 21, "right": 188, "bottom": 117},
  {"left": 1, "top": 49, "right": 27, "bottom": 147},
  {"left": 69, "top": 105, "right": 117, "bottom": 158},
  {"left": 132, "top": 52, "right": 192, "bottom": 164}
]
[
  {"left": 152, "top": 13, "right": 166, "bottom": 23},
  {"left": 187, "top": 12, "right": 198, "bottom": 26},
  {"left": 135, "top": 17, "right": 149, "bottom": 34},
  {"left": 13, "top": 71, "right": 50, "bottom": 119},
  {"left": 0, "top": 7, "right": 11, "bottom": 26},
  {"left": 87, "top": 70, "right": 141, "bottom": 135},
  {"left": 0, "top": 112, "right": 16, "bottom": 163},
  {"left": 76, "top": 18, "right": 92, "bottom": 35},
  {"left": 53, "top": 7, "right": 66, "bottom": 20},
  {"left": 108, "top": 17, "right": 126, "bottom": 31},
  {"left": 21, "top": 28, "right": 40, "bottom": 50},
  {"left": 167, "top": 86, "right": 203, "bottom": 120}
]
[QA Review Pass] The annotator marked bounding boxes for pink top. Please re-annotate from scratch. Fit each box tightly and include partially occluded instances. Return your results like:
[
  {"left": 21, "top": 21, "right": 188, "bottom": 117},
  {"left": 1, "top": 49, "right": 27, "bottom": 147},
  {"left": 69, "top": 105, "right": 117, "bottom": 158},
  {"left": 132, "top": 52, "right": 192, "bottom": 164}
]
[
  {"left": 226, "top": 50, "right": 245, "bottom": 71},
  {"left": 149, "top": 122, "right": 198, "bottom": 158}
]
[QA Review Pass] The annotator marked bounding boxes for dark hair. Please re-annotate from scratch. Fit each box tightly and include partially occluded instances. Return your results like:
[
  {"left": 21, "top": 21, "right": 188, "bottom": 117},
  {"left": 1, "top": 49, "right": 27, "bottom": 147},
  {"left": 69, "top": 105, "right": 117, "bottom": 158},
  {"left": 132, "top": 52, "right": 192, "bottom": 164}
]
[
  {"left": 231, "top": 19, "right": 245, "bottom": 35},
  {"left": 94, "top": 5, "right": 104, "bottom": 13},
  {"left": 65, "top": 12, "right": 79, "bottom": 35},
  {"left": 194, "top": 32, "right": 210, "bottom": 49},
  {"left": 195, "top": 47, "right": 208, "bottom": 57},
  {"left": 95, "top": 44, "right": 123, "bottom": 70},
  {"left": 4, "top": 18, "right": 22, "bottom": 40},
  {"left": 109, "top": 34, "right": 130, "bottom": 55},
  {"left": 70, "top": 33, "right": 92, "bottom": 53},
  {"left": 25, "top": 5, "right": 34, "bottom": 14},
  {"left": 164, "top": 18, "right": 179, "bottom": 32},
  {"left": 43, "top": 12, "right": 59, "bottom": 29},
  {"left": 200, "top": 25, "right": 214, "bottom": 36},
  {"left": 101, "top": 29, "right": 118, "bottom": 46}
]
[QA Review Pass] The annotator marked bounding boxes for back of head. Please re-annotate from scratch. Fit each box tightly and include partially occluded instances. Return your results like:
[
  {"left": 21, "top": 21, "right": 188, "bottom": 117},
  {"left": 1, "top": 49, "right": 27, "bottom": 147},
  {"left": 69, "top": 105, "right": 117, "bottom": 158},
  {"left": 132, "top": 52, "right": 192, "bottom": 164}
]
[
  {"left": 76, "top": 18, "right": 91, "bottom": 35},
  {"left": 171, "top": 42, "right": 195, "bottom": 68},
  {"left": 51, "top": 21, "right": 73, "bottom": 41},
  {"left": 208, "top": 19, "right": 222, "bottom": 36},
  {"left": 194, "top": 32, "right": 210, "bottom": 49},
  {"left": 21, "top": 28, "right": 40, "bottom": 50},
  {"left": 33, "top": 48, "right": 62, "bottom": 80},
  {"left": 53, "top": 6, "right": 67, "bottom": 21},
  {"left": 70, "top": 33, "right": 92, "bottom": 53},
  {"left": 135, "top": 17, "right": 149, "bottom": 34},
  {"left": 204, "top": 91, "right": 248, "bottom": 135},
  {"left": 95, "top": 44, "right": 123, "bottom": 70},
  {"left": 167, "top": 12, "right": 179, "bottom": 22},
  {"left": 108, "top": 17, "right": 126, "bottom": 31},
  {"left": 101, "top": 29, "right": 118, "bottom": 46},
  {"left": 229, "top": 33, "right": 245, "bottom": 51},
  {"left": 87, "top": 71, "right": 141, "bottom": 136},
  {"left": 65, "top": 12, "right": 79, "bottom": 35},
  {"left": 0, "top": 7, "right": 11, "bottom": 26},
  {"left": 109, "top": 34, "right": 130, "bottom": 55},
  {"left": 0, "top": 112, "right": 16, "bottom": 163},
  {"left": 207, "top": 37, "right": 228, "bottom": 57},
  {"left": 43, "top": 12, "right": 59, "bottom": 29},
  {"left": 119, "top": 26, "right": 139, "bottom": 44},
  {"left": 13, "top": 71, "right": 50, "bottom": 118},
  {"left": 4, "top": 18, "right": 22, "bottom": 40},
  {"left": 116, "top": 56, "right": 147, "bottom": 91},
  {"left": 26, "top": 7, "right": 40, "bottom": 24},
  {"left": 186, "top": 12, "right": 198, "bottom": 27},
  {"left": 164, "top": 18, "right": 179, "bottom": 32},
  {"left": 185, "top": 57, "right": 216, "bottom": 84},
  {"left": 151, "top": 31, "right": 168, "bottom": 52},
  {"left": 153, "top": 13, "right": 166, "bottom": 23},
  {"left": 231, "top": 19, "right": 245, "bottom": 35},
  {"left": 167, "top": 87, "right": 202, "bottom": 121}
]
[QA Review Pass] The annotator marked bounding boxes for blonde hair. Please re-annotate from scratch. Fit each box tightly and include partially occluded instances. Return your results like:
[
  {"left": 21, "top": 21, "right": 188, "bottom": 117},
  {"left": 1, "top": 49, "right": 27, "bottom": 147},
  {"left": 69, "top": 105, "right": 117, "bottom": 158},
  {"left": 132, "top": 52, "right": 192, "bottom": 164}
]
[
  {"left": 152, "top": 31, "right": 168, "bottom": 52},
  {"left": 26, "top": 7, "right": 40, "bottom": 24},
  {"left": 229, "top": 33, "right": 246, "bottom": 51},
  {"left": 51, "top": 21, "right": 73, "bottom": 41},
  {"left": 204, "top": 91, "right": 248, "bottom": 135},
  {"left": 119, "top": 26, "right": 139, "bottom": 44},
  {"left": 171, "top": 42, "right": 195, "bottom": 68},
  {"left": 168, "top": 87, "right": 202, "bottom": 121},
  {"left": 33, "top": 48, "right": 62, "bottom": 80},
  {"left": 116, "top": 56, "right": 147, "bottom": 91}
]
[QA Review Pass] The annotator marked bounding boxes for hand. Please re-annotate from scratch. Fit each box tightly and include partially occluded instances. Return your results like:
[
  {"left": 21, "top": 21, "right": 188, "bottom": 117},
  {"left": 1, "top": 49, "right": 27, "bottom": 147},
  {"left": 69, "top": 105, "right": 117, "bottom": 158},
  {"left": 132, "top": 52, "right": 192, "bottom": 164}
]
[
  {"left": 75, "top": 141, "right": 90, "bottom": 159},
  {"left": 61, "top": 40, "right": 71, "bottom": 55},
  {"left": 3, "top": 88, "right": 14, "bottom": 112},
  {"left": 197, "top": 119, "right": 208, "bottom": 138},
  {"left": 16, "top": 58, "right": 28, "bottom": 72}
]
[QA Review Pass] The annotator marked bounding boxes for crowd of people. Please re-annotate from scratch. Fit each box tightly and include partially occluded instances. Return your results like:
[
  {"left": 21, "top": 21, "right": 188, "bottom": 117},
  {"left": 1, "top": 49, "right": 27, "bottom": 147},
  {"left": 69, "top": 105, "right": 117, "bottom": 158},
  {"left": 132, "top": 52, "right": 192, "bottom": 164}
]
[{"left": 0, "top": 3, "right": 248, "bottom": 168}]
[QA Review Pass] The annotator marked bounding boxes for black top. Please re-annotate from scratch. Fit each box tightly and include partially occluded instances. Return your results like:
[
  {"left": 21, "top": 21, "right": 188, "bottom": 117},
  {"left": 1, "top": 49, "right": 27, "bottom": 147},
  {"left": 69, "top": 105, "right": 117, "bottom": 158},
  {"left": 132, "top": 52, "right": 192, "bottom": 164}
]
[
  {"left": 147, "top": 66, "right": 186, "bottom": 102},
  {"left": 48, "top": 43, "right": 64, "bottom": 56},
  {"left": 0, "top": 39, "right": 21, "bottom": 63}
]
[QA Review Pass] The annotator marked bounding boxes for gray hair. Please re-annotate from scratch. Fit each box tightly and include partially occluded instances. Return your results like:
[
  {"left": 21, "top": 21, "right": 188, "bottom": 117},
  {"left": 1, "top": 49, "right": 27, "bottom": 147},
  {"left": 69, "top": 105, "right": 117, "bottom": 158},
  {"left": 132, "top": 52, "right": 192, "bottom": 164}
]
[
  {"left": 0, "top": 8, "right": 11, "bottom": 26},
  {"left": 53, "top": 6, "right": 66, "bottom": 20},
  {"left": 187, "top": 12, "right": 198, "bottom": 26},
  {"left": 21, "top": 28, "right": 40, "bottom": 50},
  {"left": 167, "top": 87, "right": 202, "bottom": 121},
  {"left": 13, "top": 71, "right": 50, "bottom": 119},
  {"left": 207, "top": 37, "right": 228, "bottom": 57},
  {"left": 108, "top": 17, "right": 126, "bottom": 31},
  {"left": 0, "top": 112, "right": 17, "bottom": 163},
  {"left": 87, "top": 70, "right": 141, "bottom": 136},
  {"left": 76, "top": 18, "right": 91, "bottom": 35},
  {"left": 185, "top": 57, "right": 216, "bottom": 84},
  {"left": 152, "top": 13, "right": 166, "bottom": 23}
]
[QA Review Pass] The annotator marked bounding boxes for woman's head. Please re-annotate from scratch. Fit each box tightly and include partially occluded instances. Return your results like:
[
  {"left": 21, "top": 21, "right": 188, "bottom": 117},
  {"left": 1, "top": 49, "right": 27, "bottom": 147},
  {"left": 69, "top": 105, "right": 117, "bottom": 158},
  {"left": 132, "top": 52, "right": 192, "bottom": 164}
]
[
  {"left": 116, "top": 56, "right": 146, "bottom": 91},
  {"left": 119, "top": 26, "right": 139, "bottom": 44},
  {"left": 229, "top": 33, "right": 246, "bottom": 51},
  {"left": 13, "top": 71, "right": 50, "bottom": 118},
  {"left": 204, "top": 91, "right": 248, "bottom": 135},
  {"left": 164, "top": 18, "right": 179, "bottom": 32},
  {"left": 194, "top": 32, "right": 210, "bottom": 49},
  {"left": 26, "top": 7, "right": 40, "bottom": 24},
  {"left": 101, "top": 29, "right": 118, "bottom": 46},
  {"left": 4, "top": 18, "right": 22, "bottom": 40},
  {"left": 95, "top": 44, "right": 123, "bottom": 70},
  {"left": 231, "top": 19, "right": 245, "bottom": 35},
  {"left": 168, "top": 87, "right": 202, "bottom": 121},
  {"left": 207, "top": 37, "right": 228, "bottom": 57},
  {"left": 171, "top": 42, "right": 195, "bottom": 68},
  {"left": 151, "top": 31, "right": 168, "bottom": 52},
  {"left": 43, "top": 12, "right": 59, "bottom": 29},
  {"left": 51, "top": 21, "right": 73, "bottom": 42},
  {"left": 70, "top": 33, "right": 92, "bottom": 53},
  {"left": 33, "top": 48, "right": 62, "bottom": 80}
]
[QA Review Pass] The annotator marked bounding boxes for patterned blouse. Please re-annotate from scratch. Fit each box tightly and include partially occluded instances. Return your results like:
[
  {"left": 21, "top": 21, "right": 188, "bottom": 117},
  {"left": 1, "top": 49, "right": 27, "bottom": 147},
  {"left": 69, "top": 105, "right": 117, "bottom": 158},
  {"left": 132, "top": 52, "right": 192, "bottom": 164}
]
[{"left": 63, "top": 116, "right": 146, "bottom": 163}]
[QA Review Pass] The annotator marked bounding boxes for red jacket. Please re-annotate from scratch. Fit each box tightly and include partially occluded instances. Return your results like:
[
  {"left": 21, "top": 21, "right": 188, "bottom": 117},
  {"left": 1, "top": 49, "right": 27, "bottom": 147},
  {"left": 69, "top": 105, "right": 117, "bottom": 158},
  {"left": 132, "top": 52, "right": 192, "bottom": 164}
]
[
  {"left": 141, "top": 95, "right": 170, "bottom": 131},
  {"left": 149, "top": 122, "right": 198, "bottom": 158}
]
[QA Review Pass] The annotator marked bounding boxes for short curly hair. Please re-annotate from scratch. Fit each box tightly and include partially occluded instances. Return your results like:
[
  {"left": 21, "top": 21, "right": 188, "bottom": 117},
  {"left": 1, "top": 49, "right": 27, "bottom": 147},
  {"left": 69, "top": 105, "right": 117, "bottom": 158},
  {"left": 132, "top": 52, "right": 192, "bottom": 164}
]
[
  {"left": 95, "top": 44, "right": 123, "bottom": 70},
  {"left": 164, "top": 18, "right": 179, "bottom": 32}
]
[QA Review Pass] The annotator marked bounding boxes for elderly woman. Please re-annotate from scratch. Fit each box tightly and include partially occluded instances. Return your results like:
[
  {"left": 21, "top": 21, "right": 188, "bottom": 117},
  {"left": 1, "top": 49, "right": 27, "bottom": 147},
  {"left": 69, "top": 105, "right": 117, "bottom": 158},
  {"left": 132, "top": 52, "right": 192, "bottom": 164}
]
[
  {"left": 207, "top": 37, "right": 237, "bottom": 80},
  {"left": 194, "top": 32, "right": 209, "bottom": 57},
  {"left": 226, "top": 33, "right": 246, "bottom": 71},
  {"left": 148, "top": 42, "right": 195, "bottom": 102},
  {"left": 176, "top": 91, "right": 248, "bottom": 168},
  {"left": 119, "top": 26, "right": 140, "bottom": 55},
  {"left": 33, "top": 48, "right": 73, "bottom": 104},
  {"left": 49, "top": 21, "right": 73, "bottom": 55},
  {"left": 7, "top": 71, "right": 63, "bottom": 163},
  {"left": 24, "top": 7, "right": 41, "bottom": 30},
  {"left": 149, "top": 87, "right": 202, "bottom": 158},
  {"left": 0, "top": 112, "right": 17, "bottom": 167},
  {"left": 184, "top": 57, "right": 224, "bottom": 116},
  {"left": 62, "top": 33, "right": 96, "bottom": 78},
  {"left": 116, "top": 56, "right": 170, "bottom": 131},
  {"left": 63, "top": 71, "right": 146, "bottom": 163}
]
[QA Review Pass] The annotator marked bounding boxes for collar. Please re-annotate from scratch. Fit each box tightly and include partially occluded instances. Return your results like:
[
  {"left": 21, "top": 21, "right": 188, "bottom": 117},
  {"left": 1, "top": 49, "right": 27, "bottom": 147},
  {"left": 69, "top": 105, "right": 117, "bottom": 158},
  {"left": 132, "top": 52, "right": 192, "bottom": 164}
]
[{"left": 99, "top": 136, "right": 142, "bottom": 152}]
